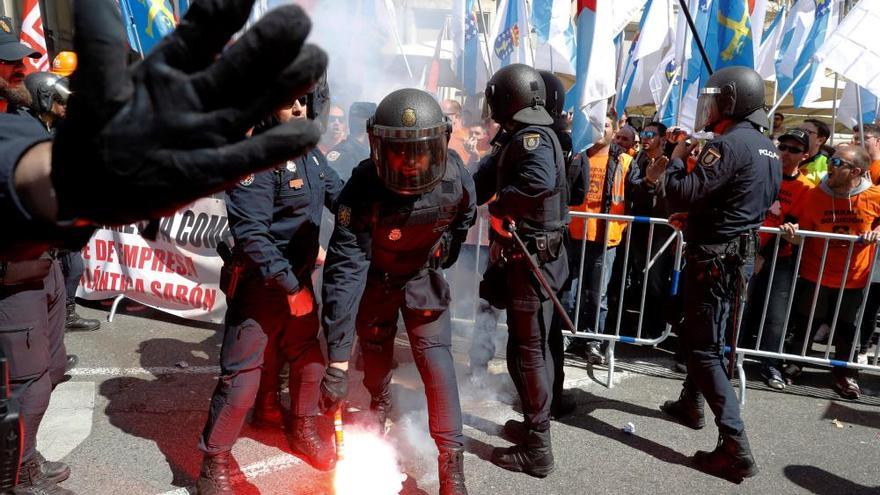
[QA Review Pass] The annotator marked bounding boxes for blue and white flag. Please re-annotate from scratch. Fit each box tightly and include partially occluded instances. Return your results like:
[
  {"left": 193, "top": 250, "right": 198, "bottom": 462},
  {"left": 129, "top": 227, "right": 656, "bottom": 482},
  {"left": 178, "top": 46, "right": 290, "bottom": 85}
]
[
  {"left": 489, "top": 0, "right": 533, "bottom": 69},
  {"left": 567, "top": 0, "right": 616, "bottom": 153},
  {"left": 814, "top": 0, "right": 880, "bottom": 97},
  {"left": 776, "top": 0, "right": 840, "bottom": 108},
  {"left": 756, "top": 6, "right": 785, "bottom": 79},
  {"left": 452, "top": 0, "right": 489, "bottom": 95},
  {"left": 838, "top": 82, "right": 880, "bottom": 130},
  {"left": 617, "top": 0, "right": 674, "bottom": 116},
  {"left": 532, "top": 0, "right": 577, "bottom": 74}
]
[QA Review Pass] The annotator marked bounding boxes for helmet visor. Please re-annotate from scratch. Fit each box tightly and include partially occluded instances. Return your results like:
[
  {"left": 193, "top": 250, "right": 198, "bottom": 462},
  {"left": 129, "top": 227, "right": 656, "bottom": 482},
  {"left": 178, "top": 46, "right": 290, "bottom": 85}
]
[
  {"left": 371, "top": 123, "right": 448, "bottom": 195},
  {"left": 695, "top": 87, "right": 721, "bottom": 131}
]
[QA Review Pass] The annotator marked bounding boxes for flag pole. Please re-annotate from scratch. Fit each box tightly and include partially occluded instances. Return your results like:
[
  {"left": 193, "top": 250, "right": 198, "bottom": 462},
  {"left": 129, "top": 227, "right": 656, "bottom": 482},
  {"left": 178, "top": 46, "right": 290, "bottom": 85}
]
[
  {"left": 674, "top": 1, "right": 692, "bottom": 127},
  {"left": 768, "top": 61, "right": 812, "bottom": 115},
  {"left": 659, "top": 66, "right": 682, "bottom": 110},
  {"left": 384, "top": 1, "right": 414, "bottom": 79},
  {"left": 856, "top": 83, "right": 868, "bottom": 152},
  {"left": 475, "top": 0, "right": 495, "bottom": 74},
  {"left": 768, "top": 79, "right": 779, "bottom": 137},
  {"left": 830, "top": 73, "right": 840, "bottom": 145},
  {"left": 677, "top": 0, "right": 713, "bottom": 75}
]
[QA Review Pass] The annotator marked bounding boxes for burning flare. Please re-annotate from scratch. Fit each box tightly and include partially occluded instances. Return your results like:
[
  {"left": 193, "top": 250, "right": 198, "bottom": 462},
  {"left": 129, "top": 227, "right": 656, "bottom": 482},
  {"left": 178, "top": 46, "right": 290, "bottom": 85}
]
[{"left": 333, "top": 410, "right": 405, "bottom": 495}]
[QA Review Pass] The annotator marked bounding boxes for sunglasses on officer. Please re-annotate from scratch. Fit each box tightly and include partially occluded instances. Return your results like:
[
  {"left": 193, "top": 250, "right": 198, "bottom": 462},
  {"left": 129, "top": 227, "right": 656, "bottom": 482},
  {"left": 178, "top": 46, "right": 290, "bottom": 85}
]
[{"left": 777, "top": 143, "right": 805, "bottom": 154}]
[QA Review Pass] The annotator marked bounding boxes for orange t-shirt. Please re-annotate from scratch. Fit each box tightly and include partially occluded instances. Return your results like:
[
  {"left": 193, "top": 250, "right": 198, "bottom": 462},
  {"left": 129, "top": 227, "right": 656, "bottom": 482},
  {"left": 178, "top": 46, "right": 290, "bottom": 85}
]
[
  {"left": 760, "top": 172, "right": 814, "bottom": 257},
  {"left": 569, "top": 153, "right": 630, "bottom": 246},
  {"left": 869, "top": 159, "right": 880, "bottom": 185},
  {"left": 792, "top": 185, "right": 880, "bottom": 289}
]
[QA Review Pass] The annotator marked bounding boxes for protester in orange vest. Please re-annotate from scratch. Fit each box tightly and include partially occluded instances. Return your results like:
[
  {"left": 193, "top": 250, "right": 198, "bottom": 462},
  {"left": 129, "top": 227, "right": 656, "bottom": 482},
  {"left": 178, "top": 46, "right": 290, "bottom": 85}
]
[
  {"left": 781, "top": 144, "right": 880, "bottom": 400},
  {"left": 742, "top": 128, "right": 814, "bottom": 390},
  {"left": 565, "top": 110, "right": 632, "bottom": 364}
]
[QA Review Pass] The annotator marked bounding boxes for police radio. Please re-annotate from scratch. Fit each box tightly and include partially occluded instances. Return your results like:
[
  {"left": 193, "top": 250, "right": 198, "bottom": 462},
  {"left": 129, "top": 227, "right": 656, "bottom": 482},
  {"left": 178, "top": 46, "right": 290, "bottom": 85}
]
[{"left": 0, "top": 349, "right": 22, "bottom": 490}]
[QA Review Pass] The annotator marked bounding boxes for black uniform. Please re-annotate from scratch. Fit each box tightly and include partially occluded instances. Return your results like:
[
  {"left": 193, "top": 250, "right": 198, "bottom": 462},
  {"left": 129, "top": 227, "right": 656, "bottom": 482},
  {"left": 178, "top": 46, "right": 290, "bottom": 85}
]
[
  {"left": 474, "top": 125, "right": 568, "bottom": 433},
  {"left": 199, "top": 148, "right": 343, "bottom": 455},
  {"left": 322, "top": 155, "right": 475, "bottom": 450},
  {"left": 326, "top": 137, "right": 370, "bottom": 182},
  {"left": 664, "top": 120, "right": 780, "bottom": 440}
]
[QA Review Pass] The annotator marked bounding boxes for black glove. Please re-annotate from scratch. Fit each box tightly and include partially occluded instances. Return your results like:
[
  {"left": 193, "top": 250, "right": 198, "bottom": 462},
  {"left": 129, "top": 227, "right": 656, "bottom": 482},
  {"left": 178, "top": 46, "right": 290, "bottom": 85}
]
[
  {"left": 319, "top": 366, "right": 348, "bottom": 413},
  {"left": 51, "top": 0, "right": 328, "bottom": 226}
]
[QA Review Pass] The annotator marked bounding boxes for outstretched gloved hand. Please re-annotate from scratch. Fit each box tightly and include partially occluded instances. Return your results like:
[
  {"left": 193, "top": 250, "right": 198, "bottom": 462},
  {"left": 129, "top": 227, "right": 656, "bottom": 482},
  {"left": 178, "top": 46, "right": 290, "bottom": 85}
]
[{"left": 51, "top": 0, "right": 328, "bottom": 226}]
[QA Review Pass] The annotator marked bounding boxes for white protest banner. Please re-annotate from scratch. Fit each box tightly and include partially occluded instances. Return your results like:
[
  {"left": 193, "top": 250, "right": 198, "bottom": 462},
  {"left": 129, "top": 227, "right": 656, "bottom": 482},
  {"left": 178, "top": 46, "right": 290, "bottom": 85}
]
[{"left": 77, "top": 197, "right": 229, "bottom": 324}]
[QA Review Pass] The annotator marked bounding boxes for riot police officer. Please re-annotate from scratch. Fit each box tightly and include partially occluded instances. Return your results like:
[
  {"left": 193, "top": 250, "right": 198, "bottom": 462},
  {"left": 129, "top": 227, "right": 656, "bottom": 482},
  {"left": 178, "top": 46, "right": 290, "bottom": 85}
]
[
  {"left": 326, "top": 101, "right": 377, "bottom": 182},
  {"left": 660, "top": 66, "right": 780, "bottom": 481},
  {"left": 474, "top": 64, "right": 568, "bottom": 477},
  {"left": 23, "top": 72, "right": 70, "bottom": 133},
  {"left": 320, "top": 88, "right": 475, "bottom": 495},
  {"left": 196, "top": 89, "right": 344, "bottom": 493}
]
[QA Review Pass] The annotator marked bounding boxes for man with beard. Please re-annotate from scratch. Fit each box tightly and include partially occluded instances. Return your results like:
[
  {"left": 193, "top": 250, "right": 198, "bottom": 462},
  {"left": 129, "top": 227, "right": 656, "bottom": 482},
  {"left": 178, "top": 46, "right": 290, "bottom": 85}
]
[{"left": 0, "top": 17, "right": 38, "bottom": 115}]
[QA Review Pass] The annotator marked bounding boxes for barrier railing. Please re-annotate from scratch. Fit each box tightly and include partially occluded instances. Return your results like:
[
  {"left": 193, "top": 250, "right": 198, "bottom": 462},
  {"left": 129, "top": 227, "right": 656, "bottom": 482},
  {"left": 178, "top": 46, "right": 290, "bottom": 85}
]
[
  {"left": 730, "top": 226, "right": 880, "bottom": 405},
  {"left": 448, "top": 211, "right": 685, "bottom": 388},
  {"left": 448, "top": 212, "right": 880, "bottom": 399}
]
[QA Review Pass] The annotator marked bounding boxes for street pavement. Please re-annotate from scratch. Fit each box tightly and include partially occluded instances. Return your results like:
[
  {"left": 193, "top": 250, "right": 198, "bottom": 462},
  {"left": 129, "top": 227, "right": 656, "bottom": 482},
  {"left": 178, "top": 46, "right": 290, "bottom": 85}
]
[{"left": 43, "top": 302, "right": 880, "bottom": 495}]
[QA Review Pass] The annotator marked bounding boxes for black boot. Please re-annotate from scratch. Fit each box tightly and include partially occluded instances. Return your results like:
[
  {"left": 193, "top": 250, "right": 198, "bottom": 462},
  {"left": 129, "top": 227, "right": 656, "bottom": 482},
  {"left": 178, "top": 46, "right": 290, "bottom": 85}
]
[
  {"left": 500, "top": 419, "right": 527, "bottom": 443},
  {"left": 65, "top": 303, "right": 100, "bottom": 332},
  {"left": 33, "top": 451, "right": 70, "bottom": 484},
  {"left": 693, "top": 433, "right": 759, "bottom": 481},
  {"left": 11, "top": 457, "right": 75, "bottom": 494},
  {"left": 196, "top": 452, "right": 234, "bottom": 495},
  {"left": 491, "top": 428, "right": 555, "bottom": 478},
  {"left": 370, "top": 392, "right": 392, "bottom": 434},
  {"left": 438, "top": 447, "right": 468, "bottom": 495},
  {"left": 289, "top": 416, "right": 335, "bottom": 471},
  {"left": 660, "top": 385, "right": 705, "bottom": 430},
  {"left": 251, "top": 392, "right": 284, "bottom": 429}
]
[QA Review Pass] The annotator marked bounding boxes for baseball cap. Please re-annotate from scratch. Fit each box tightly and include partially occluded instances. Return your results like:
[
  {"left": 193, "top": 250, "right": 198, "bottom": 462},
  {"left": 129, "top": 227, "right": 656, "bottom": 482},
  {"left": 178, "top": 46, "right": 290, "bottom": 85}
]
[
  {"left": 0, "top": 17, "right": 40, "bottom": 62},
  {"left": 778, "top": 128, "right": 809, "bottom": 149}
]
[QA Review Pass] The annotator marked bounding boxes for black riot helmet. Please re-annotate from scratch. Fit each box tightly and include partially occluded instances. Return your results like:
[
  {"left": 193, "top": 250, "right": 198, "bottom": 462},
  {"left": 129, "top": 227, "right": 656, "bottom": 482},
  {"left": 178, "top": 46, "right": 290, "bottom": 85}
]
[
  {"left": 538, "top": 70, "right": 566, "bottom": 129},
  {"left": 24, "top": 72, "right": 70, "bottom": 115},
  {"left": 484, "top": 64, "right": 553, "bottom": 127},
  {"left": 368, "top": 88, "right": 451, "bottom": 196},
  {"left": 695, "top": 65, "right": 768, "bottom": 131}
]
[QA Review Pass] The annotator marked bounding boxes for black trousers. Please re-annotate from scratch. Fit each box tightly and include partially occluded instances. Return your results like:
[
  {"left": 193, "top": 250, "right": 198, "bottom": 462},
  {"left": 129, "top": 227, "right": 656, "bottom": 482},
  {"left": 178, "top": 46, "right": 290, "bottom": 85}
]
[
  {"left": 679, "top": 248, "right": 751, "bottom": 438},
  {"left": 743, "top": 255, "right": 797, "bottom": 368},
  {"left": 60, "top": 250, "right": 84, "bottom": 307},
  {"left": 200, "top": 277, "right": 324, "bottom": 454},
  {"left": 356, "top": 271, "right": 464, "bottom": 450}
]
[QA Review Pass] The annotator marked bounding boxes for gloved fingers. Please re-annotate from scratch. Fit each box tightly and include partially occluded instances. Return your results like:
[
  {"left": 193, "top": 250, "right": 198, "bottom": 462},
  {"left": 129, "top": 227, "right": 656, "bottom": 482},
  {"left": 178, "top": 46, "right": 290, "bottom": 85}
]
[
  {"left": 209, "top": 45, "right": 328, "bottom": 137},
  {"left": 149, "top": 0, "right": 257, "bottom": 73},
  {"left": 67, "top": 0, "right": 133, "bottom": 128},
  {"left": 162, "top": 118, "right": 322, "bottom": 191},
  {"left": 191, "top": 5, "right": 313, "bottom": 112}
]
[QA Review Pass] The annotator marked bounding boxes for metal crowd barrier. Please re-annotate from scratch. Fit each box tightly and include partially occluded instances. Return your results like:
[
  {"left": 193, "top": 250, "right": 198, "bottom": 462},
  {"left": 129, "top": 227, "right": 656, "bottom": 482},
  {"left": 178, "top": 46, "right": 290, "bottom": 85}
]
[
  {"left": 731, "top": 226, "right": 880, "bottom": 405},
  {"left": 447, "top": 211, "right": 685, "bottom": 388}
]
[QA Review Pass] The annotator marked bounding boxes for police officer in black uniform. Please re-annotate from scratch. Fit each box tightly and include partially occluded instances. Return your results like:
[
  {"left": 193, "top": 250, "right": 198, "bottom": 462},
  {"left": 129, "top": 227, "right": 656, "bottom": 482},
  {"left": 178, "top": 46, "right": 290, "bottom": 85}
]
[
  {"left": 320, "top": 88, "right": 475, "bottom": 495},
  {"left": 660, "top": 66, "right": 780, "bottom": 481},
  {"left": 326, "top": 101, "right": 377, "bottom": 182},
  {"left": 474, "top": 64, "right": 568, "bottom": 477},
  {"left": 196, "top": 89, "right": 344, "bottom": 494}
]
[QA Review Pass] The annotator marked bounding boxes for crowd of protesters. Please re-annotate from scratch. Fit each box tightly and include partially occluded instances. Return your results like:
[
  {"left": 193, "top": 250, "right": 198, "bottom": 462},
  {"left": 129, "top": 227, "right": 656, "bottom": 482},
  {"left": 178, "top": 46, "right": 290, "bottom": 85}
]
[{"left": 455, "top": 107, "right": 880, "bottom": 403}]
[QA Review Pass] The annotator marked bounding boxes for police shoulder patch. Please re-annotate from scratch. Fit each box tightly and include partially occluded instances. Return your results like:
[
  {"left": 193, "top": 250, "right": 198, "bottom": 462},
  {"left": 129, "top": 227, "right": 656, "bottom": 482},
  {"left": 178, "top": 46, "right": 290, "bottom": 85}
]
[
  {"left": 522, "top": 132, "right": 541, "bottom": 151},
  {"left": 337, "top": 205, "right": 351, "bottom": 227},
  {"left": 699, "top": 145, "right": 722, "bottom": 168},
  {"left": 239, "top": 174, "right": 255, "bottom": 186},
  {"left": 327, "top": 150, "right": 340, "bottom": 162}
]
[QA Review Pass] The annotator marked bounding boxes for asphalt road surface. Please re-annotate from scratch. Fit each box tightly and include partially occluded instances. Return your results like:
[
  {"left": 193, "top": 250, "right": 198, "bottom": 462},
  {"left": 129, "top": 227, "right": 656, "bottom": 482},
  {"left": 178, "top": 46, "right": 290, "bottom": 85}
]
[{"left": 42, "top": 301, "right": 880, "bottom": 495}]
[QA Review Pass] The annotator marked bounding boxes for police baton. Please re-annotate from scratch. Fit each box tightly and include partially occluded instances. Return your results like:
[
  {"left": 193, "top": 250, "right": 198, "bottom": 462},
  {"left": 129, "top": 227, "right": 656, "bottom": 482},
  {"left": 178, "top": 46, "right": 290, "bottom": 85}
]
[{"left": 507, "top": 224, "right": 577, "bottom": 334}]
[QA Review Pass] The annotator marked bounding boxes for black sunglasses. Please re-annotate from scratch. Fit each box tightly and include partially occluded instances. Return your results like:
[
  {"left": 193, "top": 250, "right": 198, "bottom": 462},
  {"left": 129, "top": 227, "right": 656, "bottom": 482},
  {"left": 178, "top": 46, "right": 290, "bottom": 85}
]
[
  {"left": 640, "top": 130, "right": 658, "bottom": 139},
  {"left": 777, "top": 143, "right": 805, "bottom": 154}
]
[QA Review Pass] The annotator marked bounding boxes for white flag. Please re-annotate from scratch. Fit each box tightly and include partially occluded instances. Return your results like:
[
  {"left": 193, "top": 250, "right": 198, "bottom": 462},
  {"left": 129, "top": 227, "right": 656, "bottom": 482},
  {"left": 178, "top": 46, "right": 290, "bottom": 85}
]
[
  {"left": 634, "top": 0, "right": 674, "bottom": 61},
  {"left": 756, "top": 7, "right": 785, "bottom": 80},
  {"left": 813, "top": 0, "right": 880, "bottom": 97},
  {"left": 838, "top": 81, "right": 880, "bottom": 130}
]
